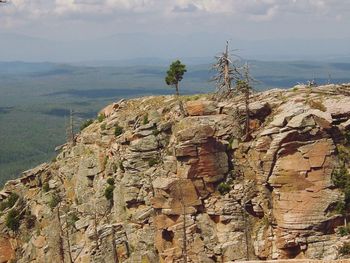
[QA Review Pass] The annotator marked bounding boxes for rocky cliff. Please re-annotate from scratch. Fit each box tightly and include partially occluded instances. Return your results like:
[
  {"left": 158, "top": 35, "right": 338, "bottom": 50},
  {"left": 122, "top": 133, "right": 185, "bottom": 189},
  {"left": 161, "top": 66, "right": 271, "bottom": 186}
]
[{"left": 2, "top": 84, "right": 350, "bottom": 262}]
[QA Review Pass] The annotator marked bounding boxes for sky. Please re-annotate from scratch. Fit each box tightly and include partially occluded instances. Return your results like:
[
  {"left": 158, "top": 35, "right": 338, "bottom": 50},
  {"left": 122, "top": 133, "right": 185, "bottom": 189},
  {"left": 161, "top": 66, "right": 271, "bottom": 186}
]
[{"left": 0, "top": 0, "right": 350, "bottom": 62}]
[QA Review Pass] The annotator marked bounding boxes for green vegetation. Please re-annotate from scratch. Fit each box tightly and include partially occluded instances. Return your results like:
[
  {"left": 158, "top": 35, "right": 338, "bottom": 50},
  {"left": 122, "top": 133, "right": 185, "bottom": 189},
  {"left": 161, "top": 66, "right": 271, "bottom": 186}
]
[
  {"left": 152, "top": 129, "right": 161, "bottom": 136},
  {"left": 0, "top": 192, "right": 19, "bottom": 211},
  {"left": 67, "top": 212, "right": 79, "bottom": 227},
  {"left": 48, "top": 194, "right": 61, "bottom": 209},
  {"left": 80, "top": 119, "right": 94, "bottom": 131},
  {"left": 104, "top": 178, "right": 115, "bottom": 201},
  {"left": 227, "top": 137, "right": 237, "bottom": 150},
  {"left": 338, "top": 145, "right": 350, "bottom": 164},
  {"left": 340, "top": 242, "right": 350, "bottom": 255},
  {"left": 148, "top": 158, "right": 159, "bottom": 167},
  {"left": 104, "top": 185, "right": 115, "bottom": 201},
  {"left": 106, "top": 177, "right": 115, "bottom": 185},
  {"left": 332, "top": 135, "right": 350, "bottom": 214},
  {"left": 143, "top": 114, "right": 149, "bottom": 125},
  {"left": 114, "top": 124, "right": 123, "bottom": 137},
  {"left": 218, "top": 182, "right": 230, "bottom": 195},
  {"left": 42, "top": 182, "right": 50, "bottom": 192},
  {"left": 97, "top": 113, "right": 105, "bottom": 122},
  {"left": 6, "top": 209, "right": 20, "bottom": 231},
  {"left": 185, "top": 94, "right": 201, "bottom": 101},
  {"left": 100, "top": 123, "right": 106, "bottom": 130},
  {"left": 165, "top": 60, "right": 187, "bottom": 96},
  {"left": 338, "top": 224, "right": 350, "bottom": 236},
  {"left": 332, "top": 166, "right": 350, "bottom": 214}
]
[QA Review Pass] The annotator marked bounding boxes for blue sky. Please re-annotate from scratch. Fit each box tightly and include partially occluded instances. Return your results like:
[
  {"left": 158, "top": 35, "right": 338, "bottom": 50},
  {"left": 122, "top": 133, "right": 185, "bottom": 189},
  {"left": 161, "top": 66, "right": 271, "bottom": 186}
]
[{"left": 0, "top": 0, "right": 350, "bottom": 62}]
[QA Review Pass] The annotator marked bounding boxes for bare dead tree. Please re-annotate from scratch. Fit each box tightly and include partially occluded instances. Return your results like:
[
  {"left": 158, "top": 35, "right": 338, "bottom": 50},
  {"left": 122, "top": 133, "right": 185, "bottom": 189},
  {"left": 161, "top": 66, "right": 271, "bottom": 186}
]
[
  {"left": 56, "top": 203, "right": 66, "bottom": 263},
  {"left": 212, "top": 41, "right": 241, "bottom": 100},
  {"left": 236, "top": 63, "right": 255, "bottom": 140},
  {"left": 66, "top": 109, "right": 75, "bottom": 146},
  {"left": 64, "top": 215, "right": 74, "bottom": 263},
  {"left": 110, "top": 226, "right": 119, "bottom": 263},
  {"left": 171, "top": 179, "right": 199, "bottom": 263},
  {"left": 176, "top": 184, "right": 188, "bottom": 263}
]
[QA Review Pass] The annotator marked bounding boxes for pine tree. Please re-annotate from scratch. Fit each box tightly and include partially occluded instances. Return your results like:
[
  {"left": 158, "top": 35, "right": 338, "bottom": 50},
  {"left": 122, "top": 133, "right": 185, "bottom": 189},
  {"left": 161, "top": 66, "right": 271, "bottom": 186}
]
[{"left": 165, "top": 60, "right": 187, "bottom": 96}]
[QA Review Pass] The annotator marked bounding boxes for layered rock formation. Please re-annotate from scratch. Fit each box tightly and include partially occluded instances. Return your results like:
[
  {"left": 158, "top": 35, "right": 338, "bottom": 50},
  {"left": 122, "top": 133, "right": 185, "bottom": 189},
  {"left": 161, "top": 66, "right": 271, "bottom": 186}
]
[{"left": 1, "top": 84, "right": 350, "bottom": 262}]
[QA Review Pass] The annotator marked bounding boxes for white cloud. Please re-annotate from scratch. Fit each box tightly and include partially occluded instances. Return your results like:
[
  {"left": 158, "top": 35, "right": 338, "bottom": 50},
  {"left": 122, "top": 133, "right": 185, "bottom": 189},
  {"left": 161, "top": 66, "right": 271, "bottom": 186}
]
[
  {"left": 2, "top": 0, "right": 349, "bottom": 17},
  {"left": 1, "top": 0, "right": 350, "bottom": 29}
]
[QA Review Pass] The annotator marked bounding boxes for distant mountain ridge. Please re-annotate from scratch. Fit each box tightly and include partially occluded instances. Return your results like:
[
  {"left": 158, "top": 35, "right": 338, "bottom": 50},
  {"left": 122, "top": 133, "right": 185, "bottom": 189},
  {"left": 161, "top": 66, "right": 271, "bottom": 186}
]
[{"left": 1, "top": 32, "right": 350, "bottom": 62}]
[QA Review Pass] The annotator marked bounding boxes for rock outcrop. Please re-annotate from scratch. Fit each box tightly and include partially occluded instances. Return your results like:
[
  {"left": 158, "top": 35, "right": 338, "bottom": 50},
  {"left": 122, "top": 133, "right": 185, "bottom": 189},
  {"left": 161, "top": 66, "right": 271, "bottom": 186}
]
[{"left": 1, "top": 84, "right": 350, "bottom": 262}]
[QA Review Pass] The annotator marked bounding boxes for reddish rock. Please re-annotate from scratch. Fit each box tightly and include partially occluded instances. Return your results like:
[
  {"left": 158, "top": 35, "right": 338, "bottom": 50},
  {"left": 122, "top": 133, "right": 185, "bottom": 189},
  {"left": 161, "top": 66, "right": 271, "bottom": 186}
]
[
  {"left": 0, "top": 236, "right": 15, "bottom": 263},
  {"left": 186, "top": 100, "right": 217, "bottom": 116}
]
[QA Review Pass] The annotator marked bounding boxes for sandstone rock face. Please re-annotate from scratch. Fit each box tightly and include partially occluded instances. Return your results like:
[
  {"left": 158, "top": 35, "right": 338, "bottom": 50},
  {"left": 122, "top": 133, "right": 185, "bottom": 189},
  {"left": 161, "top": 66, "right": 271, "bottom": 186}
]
[
  {"left": 0, "top": 236, "right": 15, "bottom": 263},
  {"left": 1, "top": 85, "right": 350, "bottom": 262}
]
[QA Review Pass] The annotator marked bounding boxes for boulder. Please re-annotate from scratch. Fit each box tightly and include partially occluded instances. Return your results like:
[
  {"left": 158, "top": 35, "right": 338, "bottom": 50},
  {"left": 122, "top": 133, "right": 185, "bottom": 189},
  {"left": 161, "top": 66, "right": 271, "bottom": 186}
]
[{"left": 186, "top": 100, "right": 217, "bottom": 116}]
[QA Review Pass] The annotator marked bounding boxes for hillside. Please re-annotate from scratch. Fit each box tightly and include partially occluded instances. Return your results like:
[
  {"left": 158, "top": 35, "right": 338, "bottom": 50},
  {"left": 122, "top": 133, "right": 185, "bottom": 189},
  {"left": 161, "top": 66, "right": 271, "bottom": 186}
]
[{"left": 2, "top": 84, "right": 350, "bottom": 262}]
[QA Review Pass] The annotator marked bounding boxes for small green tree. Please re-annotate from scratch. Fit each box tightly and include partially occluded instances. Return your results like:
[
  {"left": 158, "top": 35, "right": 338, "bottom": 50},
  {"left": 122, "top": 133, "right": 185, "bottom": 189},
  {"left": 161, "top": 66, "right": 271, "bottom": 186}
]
[
  {"left": 165, "top": 60, "right": 187, "bottom": 96},
  {"left": 236, "top": 63, "right": 256, "bottom": 139},
  {"left": 6, "top": 209, "right": 20, "bottom": 231}
]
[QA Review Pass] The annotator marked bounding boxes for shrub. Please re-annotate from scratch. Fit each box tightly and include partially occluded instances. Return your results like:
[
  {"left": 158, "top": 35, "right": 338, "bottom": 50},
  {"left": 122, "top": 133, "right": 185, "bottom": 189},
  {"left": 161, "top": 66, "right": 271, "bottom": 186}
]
[
  {"left": 344, "top": 131, "right": 350, "bottom": 146},
  {"left": 7, "top": 193, "right": 19, "bottom": 208},
  {"left": 152, "top": 129, "right": 161, "bottom": 136},
  {"left": 48, "top": 194, "right": 61, "bottom": 210},
  {"left": 227, "top": 137, "right": 237, "bottom": 150},
  {"left": 143, "top": 114, "right": 149, "bottom": 125},
  {"left": 114, "top": 124, "right": 123, "bottom": 137},
  {"left": 80, "top": 119, "right": 94, "bottom": 131},
  {"left": 67, "top": 213, "right": 79, "bottom": 227},
  {"left": 0, "top": 193, "right": 19, "bottom": 212},
  {"left": 335, "top": 201, "right": 346, "bottom": 215},
  {"left": 332, "top": 166, "right": 349, "bottom": 189},
  {"left": 100, "top": 123, "right": 106, "bottom": 130},
  {"left": 0, "top": 202, "right": 7, "bottom": 211},
  {"left": 340, "top": 242, "right": 350, "bottom": 255},
  {"left": 148, "top": 158, "right": 159, "bottom": 167},
  {"left": 338, "top": 225, "right": 350, "bottom": 236},
  {"left": 338, "top": 145, "right": 350, "bottom": 164},
  {"left": 97, "top": 113, "right": 105, "bottom": 123},
  {"left": 107, "top": 178, "right": 115, "bottom": 186},
  {"left": 104, "top": 185, "right": 115, "bottom": 200},
  {"left": 218, "top": 182, "right": 230, "bottom": 195},
  {"left": 42, "top": 182, "right": 50, "bottom": 192},
  {"left": 6, "top": 209, "right": 20, "bottom": 231}
]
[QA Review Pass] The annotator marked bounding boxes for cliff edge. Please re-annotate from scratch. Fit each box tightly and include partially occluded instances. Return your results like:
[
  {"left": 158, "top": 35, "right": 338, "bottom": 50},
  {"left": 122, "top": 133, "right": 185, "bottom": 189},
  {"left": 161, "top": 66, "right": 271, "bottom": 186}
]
[{"left": 1, "top": 84, "right": 350, "bottom": 262}]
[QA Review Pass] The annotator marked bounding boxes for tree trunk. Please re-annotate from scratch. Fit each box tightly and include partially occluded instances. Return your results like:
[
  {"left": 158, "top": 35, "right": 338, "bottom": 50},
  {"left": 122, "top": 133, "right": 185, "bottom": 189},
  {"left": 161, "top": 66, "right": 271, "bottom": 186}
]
[
  {"left": 57, "top": 206, "right": 65, "bottom": 263},
  {"left": 245, "top": 89, "right": 250, "bottom": 138},
  {"left": 175, "top": 83, "right": 180, "bottom": 96}
]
